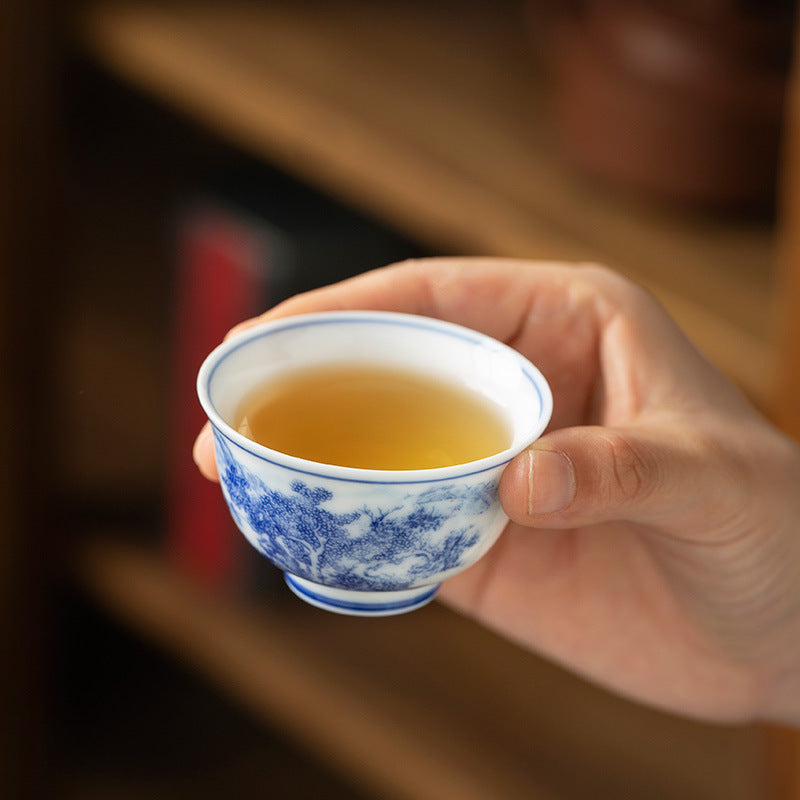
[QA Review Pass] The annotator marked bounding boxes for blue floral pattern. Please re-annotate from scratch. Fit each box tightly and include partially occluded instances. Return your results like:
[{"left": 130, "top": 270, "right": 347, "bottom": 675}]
[{"left": 214, "top": 433, "right": 497, "bottom": 590}]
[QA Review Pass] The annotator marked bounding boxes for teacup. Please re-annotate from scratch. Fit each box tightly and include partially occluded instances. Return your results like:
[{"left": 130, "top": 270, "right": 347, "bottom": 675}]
[{"left": 197, "top": 311, "right": 552, "bottom": 616}]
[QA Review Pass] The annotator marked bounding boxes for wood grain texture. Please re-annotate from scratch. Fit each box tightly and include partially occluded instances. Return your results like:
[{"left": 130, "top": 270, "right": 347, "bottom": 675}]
[{"left": 774, "top": 19, "right": 800, "bottom": 442}]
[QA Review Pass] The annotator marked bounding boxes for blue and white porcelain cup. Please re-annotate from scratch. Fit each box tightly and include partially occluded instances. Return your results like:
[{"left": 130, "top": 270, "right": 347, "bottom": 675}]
[{"left": 197, "top": 311, "right": 552, "bottom": 616}]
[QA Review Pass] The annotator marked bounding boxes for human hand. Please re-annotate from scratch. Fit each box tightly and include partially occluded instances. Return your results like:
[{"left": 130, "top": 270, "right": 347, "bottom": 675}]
[{"left": 193, "top": 258, "right": 800, "bottom": 725}]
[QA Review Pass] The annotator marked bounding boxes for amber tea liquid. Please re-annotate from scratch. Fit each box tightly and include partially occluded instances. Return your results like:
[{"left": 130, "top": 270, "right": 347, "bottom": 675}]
[{"left": 235, "top": 363, "right": 512, "bottom": 470}]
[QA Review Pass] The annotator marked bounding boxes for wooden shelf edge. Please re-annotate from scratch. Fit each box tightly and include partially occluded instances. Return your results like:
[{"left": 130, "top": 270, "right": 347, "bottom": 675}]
[{"left": 73, "top": 537, "right": 558, "bottom": 800}]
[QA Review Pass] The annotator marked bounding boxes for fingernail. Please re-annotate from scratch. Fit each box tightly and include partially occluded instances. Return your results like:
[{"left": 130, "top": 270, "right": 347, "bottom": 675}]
[{"left": 527, "top": 446, "right": 576, "bottom": 515}]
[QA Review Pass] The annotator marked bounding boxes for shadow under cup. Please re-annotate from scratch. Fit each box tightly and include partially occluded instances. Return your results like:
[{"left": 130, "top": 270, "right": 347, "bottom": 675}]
[{"left": 197, "top": 311, "right": 553, "bottom": 616}]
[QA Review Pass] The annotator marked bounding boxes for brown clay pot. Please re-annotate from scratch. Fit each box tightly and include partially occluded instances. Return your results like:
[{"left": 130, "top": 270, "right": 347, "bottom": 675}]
[{"left": 543, "top": 0, "right": 794, "bottom": 210}]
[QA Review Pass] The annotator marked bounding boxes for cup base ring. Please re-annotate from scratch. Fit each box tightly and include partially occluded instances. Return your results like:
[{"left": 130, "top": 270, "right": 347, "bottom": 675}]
[{"left": 284, "top": 573, "right": 439, "bottom": 616}]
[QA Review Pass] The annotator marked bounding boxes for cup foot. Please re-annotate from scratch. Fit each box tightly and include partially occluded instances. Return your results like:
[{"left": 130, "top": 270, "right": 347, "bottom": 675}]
[{"left": 284, "top": 573, "right": 439, "bottom": 616}]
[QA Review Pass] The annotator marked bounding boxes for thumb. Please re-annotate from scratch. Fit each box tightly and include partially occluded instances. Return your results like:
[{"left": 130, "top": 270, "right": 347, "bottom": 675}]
[{"left": 499, "top": 425, "right": 726, "bottom": 529}]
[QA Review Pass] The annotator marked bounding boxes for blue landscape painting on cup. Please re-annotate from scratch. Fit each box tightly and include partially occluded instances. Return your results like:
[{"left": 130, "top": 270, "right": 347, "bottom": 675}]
[{"left": 214, "top": 433, "right": 498, "bottom": 590}]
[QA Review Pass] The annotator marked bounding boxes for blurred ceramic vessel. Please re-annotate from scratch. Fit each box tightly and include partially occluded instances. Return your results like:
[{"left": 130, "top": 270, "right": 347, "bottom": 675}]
[{"left": 539, "top": 0, "right": 794, "bottom": 210}]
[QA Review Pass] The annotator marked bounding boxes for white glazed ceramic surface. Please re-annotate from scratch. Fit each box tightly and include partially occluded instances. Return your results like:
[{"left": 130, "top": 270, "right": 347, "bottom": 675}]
[{"left": 197, "top": 311, "right": 552, "bottom": 616}]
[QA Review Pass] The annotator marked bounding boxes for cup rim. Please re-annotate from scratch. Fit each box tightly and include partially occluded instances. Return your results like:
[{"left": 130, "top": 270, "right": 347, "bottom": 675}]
[{"left": 197, "top": 310, "right": 553, "bottom": 484}]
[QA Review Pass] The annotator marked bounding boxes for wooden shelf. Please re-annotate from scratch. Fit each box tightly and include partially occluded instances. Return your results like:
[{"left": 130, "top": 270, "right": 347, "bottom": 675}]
[
  {"left": 62, "top": 4, "right": 794, "bottom": 798},
  {"left": 75, "top": 538, "right": 768, "bottom": 800},
  {"left": 76, "top": 0, "right": 777, "bottom": 405}
]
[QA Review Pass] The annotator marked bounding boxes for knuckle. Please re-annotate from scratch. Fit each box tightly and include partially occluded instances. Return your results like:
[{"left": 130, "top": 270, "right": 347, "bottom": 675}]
[
  {"left": 578, "top": 263, "right": 659, "bottom": 312},
  {"left": 600, "top": 431, "right": 651, "bottom": 502}
]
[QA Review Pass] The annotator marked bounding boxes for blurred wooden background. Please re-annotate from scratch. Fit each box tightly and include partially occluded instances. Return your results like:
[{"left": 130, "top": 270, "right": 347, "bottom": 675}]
[{"left": 2, "top": 1, "right": 799, "bottom": 798}]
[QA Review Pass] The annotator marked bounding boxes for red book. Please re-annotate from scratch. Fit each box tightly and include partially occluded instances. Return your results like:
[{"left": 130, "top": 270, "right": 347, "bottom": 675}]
[{"left": 166, "top": 205, "right": 269, "bottom": 592}]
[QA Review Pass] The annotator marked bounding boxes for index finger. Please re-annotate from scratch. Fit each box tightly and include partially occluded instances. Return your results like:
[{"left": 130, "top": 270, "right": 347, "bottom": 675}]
[{"left": 226, "top": 257, "right": 566, "bottom": 343}]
